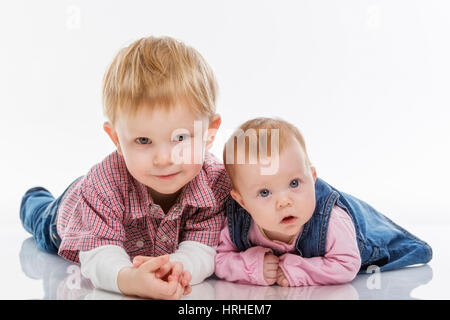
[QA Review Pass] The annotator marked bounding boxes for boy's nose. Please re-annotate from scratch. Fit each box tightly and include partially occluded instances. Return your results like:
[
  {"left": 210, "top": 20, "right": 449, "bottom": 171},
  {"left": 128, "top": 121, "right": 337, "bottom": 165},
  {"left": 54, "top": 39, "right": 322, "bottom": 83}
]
[{"left": 153, "top": 148, "right": 174, "bottom": 167}]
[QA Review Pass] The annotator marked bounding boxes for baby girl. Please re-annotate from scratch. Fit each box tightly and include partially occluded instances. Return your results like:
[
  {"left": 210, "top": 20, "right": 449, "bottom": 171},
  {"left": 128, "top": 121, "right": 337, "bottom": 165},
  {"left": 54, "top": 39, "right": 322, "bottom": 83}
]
[{"left": 214, "top": 117, "right": 432, "bottom": 287}]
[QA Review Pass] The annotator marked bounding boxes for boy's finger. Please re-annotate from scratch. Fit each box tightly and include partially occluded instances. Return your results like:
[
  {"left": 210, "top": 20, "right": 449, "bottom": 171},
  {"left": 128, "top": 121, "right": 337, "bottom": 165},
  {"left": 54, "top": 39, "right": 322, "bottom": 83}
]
[
  {"left": 181, "top": 270, "right": 192, "bottom": 286},
  {"left": 140, "top": 255, "right": 170, "bottom": 273},
  {"left": 168, "top": 283, "right": 184, "bottom": 300},
  {"left": 133, "top": 255, "right": 151, "bottom": 266},
  {"left": 183, "top": 285, "right": 192, "bottom": 296},
  {"left": 171, "top": 262, "right": 183, "bottom": 279},
  {"left": 155, "top": 262, "right": 172, "bottom": 279},
  {"left": 162, "top": 270, "right": 184, "bottom": 297}
]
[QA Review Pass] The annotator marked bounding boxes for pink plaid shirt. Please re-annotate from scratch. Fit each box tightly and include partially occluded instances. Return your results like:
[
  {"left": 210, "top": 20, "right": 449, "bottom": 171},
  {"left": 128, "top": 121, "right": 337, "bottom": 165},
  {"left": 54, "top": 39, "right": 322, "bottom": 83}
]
[{"left": 56, "top": 150, "right": 232, "bottom": 263}]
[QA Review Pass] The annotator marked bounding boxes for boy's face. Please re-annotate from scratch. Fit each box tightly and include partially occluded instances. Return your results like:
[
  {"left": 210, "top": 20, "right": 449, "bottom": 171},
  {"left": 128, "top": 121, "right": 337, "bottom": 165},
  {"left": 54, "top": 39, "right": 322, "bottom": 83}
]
[
  {"left": 104, "top": 102, "right": 220, "bottom": 198},
  {"left": 231, "top": 137, "right": 317, "bottom": 243}
]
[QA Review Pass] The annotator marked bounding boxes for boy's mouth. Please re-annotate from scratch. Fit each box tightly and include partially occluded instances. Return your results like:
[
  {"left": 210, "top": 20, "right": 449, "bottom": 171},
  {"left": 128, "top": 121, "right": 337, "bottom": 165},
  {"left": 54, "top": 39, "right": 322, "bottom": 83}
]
[
  {"left": 280, "top": 215, "right": 298, "bottom": 224},
  {"left": 154, "top": 172, "right": 180, "bottom": 180}
]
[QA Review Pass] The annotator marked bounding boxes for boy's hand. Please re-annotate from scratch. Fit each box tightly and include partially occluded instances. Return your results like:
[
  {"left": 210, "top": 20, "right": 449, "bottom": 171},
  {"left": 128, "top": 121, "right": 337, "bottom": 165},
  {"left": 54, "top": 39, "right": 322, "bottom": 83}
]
[
  {"left": 118, "top": 255, "right": 184, "bottom": 299},
  {"left": 133, "top": 255, "right": 192, "bottom": 295},
  {"left": 276, "top": 267, "right": 289, "bottom": 287},
  {"left": 263, "top": 252, "right": 279, "bottom": 285}
]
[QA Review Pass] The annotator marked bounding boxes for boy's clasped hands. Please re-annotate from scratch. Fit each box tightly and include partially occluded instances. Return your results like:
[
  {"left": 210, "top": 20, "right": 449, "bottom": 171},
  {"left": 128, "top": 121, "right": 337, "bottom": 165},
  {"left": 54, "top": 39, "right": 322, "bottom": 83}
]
[{"left": 117, "top": 254, "right": 192, "bottom": 299}]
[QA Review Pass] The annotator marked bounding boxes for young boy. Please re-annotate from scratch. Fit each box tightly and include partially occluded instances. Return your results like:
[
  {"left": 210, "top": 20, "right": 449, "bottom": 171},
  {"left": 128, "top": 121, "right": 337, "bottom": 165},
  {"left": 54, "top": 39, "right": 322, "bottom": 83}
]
[
  {"left": 215, "top": 117, "right": 432, "bottom": 287},
  {"left": 20, "top": 36, "right": 232, "bottom": 299}
]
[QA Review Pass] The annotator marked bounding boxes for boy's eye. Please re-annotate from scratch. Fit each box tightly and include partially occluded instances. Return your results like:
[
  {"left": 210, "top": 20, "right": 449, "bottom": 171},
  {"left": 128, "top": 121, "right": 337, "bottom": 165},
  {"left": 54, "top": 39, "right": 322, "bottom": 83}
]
[
  {"left": 174, "top": 134, "right": 190, "bottom": 142},
  {"left": 290, "top": 179, "right": 300, "bottom": 188},
  {"left": 135, "top": 137, "right": 151, "bottom": 145},
  {"left": 258, "top": 189, "right": 270, "bottom": 198}
]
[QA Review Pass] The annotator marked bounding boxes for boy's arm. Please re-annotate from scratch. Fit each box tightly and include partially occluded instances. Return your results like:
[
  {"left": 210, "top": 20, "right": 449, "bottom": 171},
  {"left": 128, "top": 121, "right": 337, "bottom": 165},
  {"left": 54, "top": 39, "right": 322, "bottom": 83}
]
[
  {"left": 79, "top": 245, "right": 133, "bottom": 293},
  {"left": 214, "top": 218, "right": 272, "bottom": 286},
  {"left": 278, "top": 206, "right": 362, "bottom": 286},
  {"left": 80, "top": 247, "right": 186, "bottom": 299},
  {"left": 168, "top": 241, "right": 215, "bottom": 285}
]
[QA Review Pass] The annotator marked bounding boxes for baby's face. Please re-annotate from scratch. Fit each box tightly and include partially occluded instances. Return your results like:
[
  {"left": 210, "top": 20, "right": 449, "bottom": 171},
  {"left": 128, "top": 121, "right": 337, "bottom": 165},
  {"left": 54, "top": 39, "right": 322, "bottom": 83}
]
[
  {"left": 231, "top": 138, "right": 317, "bottom": 242},
  {"left": 111, "top": 102, "right": 216, "bottom": 198}
]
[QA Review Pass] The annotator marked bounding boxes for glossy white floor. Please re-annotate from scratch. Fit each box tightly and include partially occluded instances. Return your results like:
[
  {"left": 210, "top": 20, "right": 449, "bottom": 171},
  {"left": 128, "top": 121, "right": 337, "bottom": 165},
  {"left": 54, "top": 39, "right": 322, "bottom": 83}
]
[{"left": 2, "top": 220, "right": 448, "bottom": 300}]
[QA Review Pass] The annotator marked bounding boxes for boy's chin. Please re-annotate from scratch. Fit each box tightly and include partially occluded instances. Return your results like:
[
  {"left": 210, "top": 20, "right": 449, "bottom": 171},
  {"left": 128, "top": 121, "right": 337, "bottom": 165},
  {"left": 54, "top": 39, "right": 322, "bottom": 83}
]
[{"left": 151, "top": 185, "right": 182, "bottom": 196}]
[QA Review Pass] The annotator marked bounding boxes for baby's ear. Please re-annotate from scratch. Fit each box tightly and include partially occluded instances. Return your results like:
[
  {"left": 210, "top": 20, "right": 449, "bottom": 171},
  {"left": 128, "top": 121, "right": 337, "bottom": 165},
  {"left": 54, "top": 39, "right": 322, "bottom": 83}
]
[
  {"left": 310, "top": 166, "right": 317, "bottom": 182},
  {"left": 103, "top": 122, "right": 123, "bottom": 155},
  {"left": 230, "top": 189, "right": 246, "bottom": 209}
]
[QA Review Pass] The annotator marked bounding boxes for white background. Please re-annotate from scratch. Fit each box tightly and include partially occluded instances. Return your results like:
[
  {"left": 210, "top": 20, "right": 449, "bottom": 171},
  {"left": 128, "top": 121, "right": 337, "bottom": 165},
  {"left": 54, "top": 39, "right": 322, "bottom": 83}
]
[
  {"left": 1, "top": 1, "right": 449, "bottom": 226},
  {"left": 0, "top": 0, "right": 449, "bottom": 300}
]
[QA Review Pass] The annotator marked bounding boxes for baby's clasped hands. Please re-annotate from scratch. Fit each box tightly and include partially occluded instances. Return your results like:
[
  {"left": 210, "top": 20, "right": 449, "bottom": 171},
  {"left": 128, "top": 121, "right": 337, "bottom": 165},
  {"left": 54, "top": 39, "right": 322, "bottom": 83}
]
[{"left": 263, "top": 252, "right": 289, "bottom": 287}]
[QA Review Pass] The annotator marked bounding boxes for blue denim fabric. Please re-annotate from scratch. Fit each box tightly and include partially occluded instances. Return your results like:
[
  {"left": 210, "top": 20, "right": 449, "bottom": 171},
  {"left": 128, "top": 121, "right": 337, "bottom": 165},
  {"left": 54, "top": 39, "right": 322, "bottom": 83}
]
[
  {"left": 226, "top": 177, "right": 433, "bottom": 273},
  {"left": 19, "top": 177, "right": 83, "bottom": 254}
]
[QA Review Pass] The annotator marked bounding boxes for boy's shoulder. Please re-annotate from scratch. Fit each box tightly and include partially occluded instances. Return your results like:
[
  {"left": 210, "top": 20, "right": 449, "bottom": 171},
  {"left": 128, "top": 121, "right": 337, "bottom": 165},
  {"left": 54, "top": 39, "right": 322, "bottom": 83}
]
[
  {"left": 180, "top": 151, "right": 232, "bottom": 209},
  {"left": 202, "top": 151, "right": 232, "bottom": 194},
  {"left": 82, "top": 150, "right": 131, "bottom": 195}
]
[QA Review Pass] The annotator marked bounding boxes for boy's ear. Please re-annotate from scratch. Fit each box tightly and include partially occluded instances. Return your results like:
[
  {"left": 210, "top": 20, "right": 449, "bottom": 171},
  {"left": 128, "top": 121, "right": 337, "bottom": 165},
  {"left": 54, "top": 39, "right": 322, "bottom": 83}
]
[
  {"left": 310, "top": 166, "right": 317, "bottom": 183},
  {"left": 205, "top": 114, "right": 221, "bottom": 150},
  {"left": 103, "top": 121, "right": 123, "bottom": 156},
  {"left": 230, "top": 189, "right": 247, "bottom": 210}
]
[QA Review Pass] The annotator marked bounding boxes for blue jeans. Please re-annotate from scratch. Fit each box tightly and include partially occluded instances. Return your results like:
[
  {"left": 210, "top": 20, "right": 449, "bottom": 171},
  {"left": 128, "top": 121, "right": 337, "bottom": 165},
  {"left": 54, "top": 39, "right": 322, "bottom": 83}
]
[{"left": 19, "top": 177, "right": 83, "bottom": 254}]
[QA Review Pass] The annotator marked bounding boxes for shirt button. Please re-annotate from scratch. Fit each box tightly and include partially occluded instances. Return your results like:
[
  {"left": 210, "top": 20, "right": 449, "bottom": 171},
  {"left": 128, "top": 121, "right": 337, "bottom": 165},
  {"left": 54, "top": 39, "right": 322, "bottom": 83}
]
[
  {"left": 160, "top": 235, "right": 168, "bottom": 242},
  {"left": 136, "top": 240, "right": 144, "bottom": 248}
]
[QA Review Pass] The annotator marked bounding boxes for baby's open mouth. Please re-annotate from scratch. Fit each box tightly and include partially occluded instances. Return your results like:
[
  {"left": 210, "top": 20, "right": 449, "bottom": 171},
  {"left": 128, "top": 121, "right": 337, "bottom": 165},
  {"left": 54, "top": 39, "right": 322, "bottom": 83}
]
[{"left": 281, "top": 216, "right": 297, "bottom": 224}]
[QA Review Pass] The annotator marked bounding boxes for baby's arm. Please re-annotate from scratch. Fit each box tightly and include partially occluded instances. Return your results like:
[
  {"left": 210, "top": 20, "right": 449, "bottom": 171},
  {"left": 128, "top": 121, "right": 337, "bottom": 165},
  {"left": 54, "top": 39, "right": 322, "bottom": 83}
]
[
  {"left": 214, "top": 219, "right": 273, "bottom": 286},
  {"left": 278, "top": 206, "right": 361, "bottom": 286}
]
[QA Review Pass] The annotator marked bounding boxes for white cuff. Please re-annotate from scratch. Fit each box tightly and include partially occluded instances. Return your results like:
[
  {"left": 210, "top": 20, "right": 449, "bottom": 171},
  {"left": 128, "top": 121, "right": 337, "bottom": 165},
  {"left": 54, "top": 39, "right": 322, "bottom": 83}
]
[
  {"left": 79, "top": 245, "right": 133, "bottom": 294},
  {"left": 169, "top": 241, "right": 216, "bottom": 285}
]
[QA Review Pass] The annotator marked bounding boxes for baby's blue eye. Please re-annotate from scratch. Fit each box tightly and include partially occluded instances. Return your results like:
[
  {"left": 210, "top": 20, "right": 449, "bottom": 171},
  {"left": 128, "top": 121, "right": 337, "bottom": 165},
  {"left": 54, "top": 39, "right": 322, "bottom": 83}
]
[
  {"left": 258, "top": 189, "right": 270, "bottom": 197},
  {"left": 136, "top": 137, "right": 151, "bottom": 145},
  {"left": 290, "top": 179, "right": 300, "bottom": 188}
]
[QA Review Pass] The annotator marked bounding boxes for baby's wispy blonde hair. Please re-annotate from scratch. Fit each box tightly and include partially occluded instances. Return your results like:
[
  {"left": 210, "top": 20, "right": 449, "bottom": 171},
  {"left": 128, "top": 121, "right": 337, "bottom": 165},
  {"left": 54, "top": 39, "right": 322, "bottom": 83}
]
[
  {"left": 223, "top": 117, "right": 312, "bottom": 186},
  {"left": 103, "top": 36, "right": 218, "bottom": 124}
]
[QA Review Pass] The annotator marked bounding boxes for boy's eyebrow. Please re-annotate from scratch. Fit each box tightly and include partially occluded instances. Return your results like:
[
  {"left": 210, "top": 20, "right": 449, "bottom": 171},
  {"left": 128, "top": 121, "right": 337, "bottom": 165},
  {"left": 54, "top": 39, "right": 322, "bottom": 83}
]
[{"left": 130, "top": 127, "right": 194, "bottom": 137}]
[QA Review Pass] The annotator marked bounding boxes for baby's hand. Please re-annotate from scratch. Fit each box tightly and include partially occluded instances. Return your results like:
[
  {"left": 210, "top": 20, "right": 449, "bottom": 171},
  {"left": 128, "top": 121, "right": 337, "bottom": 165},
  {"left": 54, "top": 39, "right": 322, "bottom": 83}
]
[
  {"left": 276, "top": 267, "right": 289, "bottom": 287},
  {"left": 133, "top": 255, "right": 192, "bottom": 295},
  {"left": 263, "top": 252, "right": 279, "bottom": 285}
]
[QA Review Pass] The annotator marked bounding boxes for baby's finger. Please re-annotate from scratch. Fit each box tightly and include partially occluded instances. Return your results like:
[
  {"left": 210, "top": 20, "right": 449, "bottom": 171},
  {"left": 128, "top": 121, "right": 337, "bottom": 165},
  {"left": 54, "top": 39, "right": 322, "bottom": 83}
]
[
  {"left": 266, "top": 255, "right": 279, "bottom": 264},
  {"left": 276, "top": 267, "right": 283, "bottom": 276}
]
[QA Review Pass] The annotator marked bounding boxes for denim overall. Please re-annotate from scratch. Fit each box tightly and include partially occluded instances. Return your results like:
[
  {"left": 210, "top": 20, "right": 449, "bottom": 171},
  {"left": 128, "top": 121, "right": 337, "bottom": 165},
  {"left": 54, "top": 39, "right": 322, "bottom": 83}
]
[{"left": 226, "top": 178, "right": 432, "bottom": 273}]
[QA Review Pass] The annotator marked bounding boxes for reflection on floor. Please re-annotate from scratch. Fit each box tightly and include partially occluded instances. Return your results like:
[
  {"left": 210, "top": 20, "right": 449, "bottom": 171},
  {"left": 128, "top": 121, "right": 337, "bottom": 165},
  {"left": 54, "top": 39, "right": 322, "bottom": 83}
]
[{"left": 19, "top": 237, "right": 433, "bottom": 300}]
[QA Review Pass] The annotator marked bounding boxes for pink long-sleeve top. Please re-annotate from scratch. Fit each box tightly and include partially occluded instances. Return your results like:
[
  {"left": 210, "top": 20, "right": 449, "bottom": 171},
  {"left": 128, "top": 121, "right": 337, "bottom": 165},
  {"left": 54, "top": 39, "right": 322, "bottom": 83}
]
[{"left": 214, "top": 205, "right": 362, "bottom": 286}]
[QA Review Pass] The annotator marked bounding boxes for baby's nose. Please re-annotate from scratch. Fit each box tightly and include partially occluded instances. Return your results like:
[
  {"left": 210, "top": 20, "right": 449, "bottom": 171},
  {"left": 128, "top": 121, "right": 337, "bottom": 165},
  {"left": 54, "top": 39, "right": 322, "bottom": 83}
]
[{"left": 276, "top": 196, "right": 293, "bottom": 209}]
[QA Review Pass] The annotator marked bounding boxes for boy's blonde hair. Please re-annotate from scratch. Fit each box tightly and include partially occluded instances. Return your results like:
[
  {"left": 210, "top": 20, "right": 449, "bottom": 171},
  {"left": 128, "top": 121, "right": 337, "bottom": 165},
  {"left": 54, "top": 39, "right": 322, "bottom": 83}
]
[
  {"left": 103, "top": 36, "right": 218, "bottom": 124},
  {"left": 223, "top": 117, "right": 312, "bottom": 185}
]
